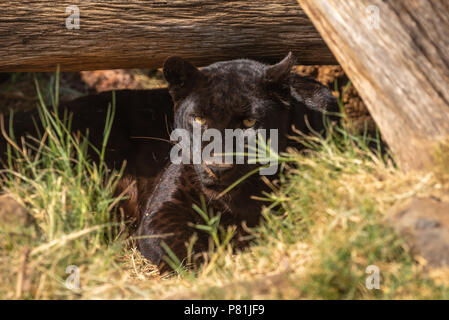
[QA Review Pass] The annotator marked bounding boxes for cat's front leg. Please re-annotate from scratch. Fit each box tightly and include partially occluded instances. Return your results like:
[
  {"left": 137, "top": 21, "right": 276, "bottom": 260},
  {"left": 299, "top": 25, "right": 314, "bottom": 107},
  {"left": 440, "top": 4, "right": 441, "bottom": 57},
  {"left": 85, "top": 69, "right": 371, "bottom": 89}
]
[{"left": 136, "top": 198, "right": 208, "bottom": 273}]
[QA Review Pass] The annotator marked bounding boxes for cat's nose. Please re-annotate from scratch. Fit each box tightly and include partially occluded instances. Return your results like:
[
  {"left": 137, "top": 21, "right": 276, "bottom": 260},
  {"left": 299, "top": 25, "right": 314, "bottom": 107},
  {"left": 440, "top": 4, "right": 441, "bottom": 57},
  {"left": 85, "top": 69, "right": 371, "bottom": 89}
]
[
  {"left": 202, "top": 161, "right": 235, "bottom": 178},
  {"left": 203, "top": 160, "right": 233, "bottom": 170}
]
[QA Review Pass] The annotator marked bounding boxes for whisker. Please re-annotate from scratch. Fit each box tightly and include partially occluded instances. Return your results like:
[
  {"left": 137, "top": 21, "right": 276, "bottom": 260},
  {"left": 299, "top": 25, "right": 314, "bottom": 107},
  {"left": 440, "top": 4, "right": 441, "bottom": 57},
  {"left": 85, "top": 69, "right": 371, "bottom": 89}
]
[{"left": 130, "top": 136, "right": 175, "bottom": 145}]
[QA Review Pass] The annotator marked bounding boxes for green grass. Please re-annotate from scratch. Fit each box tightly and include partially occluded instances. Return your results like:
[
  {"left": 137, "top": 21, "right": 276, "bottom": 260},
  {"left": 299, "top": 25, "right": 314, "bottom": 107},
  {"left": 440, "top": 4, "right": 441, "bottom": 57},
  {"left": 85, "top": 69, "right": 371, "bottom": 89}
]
[
  {"left": 1, "top": 73, "right": 449, "bottom": 299},
  {"left": 0, "top": 75, "right": 128, "bottom": 299}
]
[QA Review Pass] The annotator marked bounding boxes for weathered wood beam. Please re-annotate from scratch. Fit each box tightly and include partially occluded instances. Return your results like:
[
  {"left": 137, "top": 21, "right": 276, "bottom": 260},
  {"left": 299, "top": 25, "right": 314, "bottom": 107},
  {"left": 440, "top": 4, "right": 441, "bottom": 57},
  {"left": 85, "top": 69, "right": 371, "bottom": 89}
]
[
  {"left": 0, "top": 0, "right": 336, "bottom": 72},
  {"left": 300, "top": 0, "right": 449, "bottom": 171}
]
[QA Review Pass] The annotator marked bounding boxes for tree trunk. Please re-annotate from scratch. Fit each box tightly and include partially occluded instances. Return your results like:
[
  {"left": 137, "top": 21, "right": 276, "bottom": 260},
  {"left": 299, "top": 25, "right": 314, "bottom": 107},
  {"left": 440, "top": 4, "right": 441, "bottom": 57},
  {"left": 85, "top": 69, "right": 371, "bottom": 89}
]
[
  {"left": 0, "top": 0, "right": 336, "bottom": 72},
  {"left": 300, "top": 0, "right": 449, "bottom": 171}
]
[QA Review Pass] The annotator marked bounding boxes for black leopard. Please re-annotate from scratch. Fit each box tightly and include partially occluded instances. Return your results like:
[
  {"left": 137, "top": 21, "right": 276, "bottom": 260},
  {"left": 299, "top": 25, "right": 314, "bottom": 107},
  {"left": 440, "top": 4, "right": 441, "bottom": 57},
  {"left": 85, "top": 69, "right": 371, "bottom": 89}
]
[
  {"left": 0, "top": 53, "right": 338, "bottom": 273},
  {"left": 136, "top": 53, "right": 338, "bottom": 271}
]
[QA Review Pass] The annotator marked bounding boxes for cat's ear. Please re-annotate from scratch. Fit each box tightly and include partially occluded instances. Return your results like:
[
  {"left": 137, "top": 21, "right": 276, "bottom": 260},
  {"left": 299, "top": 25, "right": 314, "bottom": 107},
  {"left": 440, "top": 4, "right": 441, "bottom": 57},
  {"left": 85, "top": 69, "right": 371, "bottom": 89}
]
[
  {"left": 265, "top": 52, "right": 294, "bottom": 83},
  {"left": 163, "top": 56, "right": 203, "bottom": 101}
]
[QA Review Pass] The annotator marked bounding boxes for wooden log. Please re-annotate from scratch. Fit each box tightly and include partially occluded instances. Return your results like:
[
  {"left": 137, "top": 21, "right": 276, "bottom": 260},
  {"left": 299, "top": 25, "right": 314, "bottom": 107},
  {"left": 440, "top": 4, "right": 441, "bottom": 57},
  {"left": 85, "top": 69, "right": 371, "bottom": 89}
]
[
  {"left": 300, "top": 0, "right": 449, "bottom": 171},
  {"left": 0, "top": 0, "right": 336, "bottom": 72}
]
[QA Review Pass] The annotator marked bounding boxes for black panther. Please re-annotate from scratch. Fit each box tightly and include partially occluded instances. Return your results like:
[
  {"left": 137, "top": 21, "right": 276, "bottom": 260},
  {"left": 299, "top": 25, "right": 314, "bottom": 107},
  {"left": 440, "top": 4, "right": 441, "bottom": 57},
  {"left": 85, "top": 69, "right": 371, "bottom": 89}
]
[
  {"left": 0, "top": 53, "right": 338, "bottom": 272},
  {"left": 136, "top": 53, "right": 338, "bottom": 271}
]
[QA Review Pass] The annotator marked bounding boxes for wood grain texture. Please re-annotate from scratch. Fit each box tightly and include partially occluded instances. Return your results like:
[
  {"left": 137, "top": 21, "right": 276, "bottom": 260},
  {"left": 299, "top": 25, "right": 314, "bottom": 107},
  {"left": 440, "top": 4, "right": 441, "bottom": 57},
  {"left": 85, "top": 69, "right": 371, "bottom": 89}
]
[
  {"left": 0, "top": 0, "right": 336, "bottom": 72},
  {"left": 300, "top": 0, "right": 449, "bottom": 171}
]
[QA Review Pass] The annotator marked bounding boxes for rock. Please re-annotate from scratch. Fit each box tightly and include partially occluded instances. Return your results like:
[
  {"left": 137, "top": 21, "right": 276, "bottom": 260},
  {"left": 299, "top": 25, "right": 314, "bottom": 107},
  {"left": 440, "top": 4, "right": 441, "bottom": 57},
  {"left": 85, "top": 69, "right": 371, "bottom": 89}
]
[
  {"left": 390, "top": 197, "right": 449, "bottom": 267},
  {"left": 0, "top": 194, "right": 30, "bottom": 226}
]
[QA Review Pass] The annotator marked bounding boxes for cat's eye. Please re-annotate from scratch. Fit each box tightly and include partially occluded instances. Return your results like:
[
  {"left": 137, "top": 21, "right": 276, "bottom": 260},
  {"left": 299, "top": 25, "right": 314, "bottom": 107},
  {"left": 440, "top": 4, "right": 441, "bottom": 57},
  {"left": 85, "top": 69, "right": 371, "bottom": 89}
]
[
  {"left": 194, "top": 116, "right": 207, "bottom": 125},
  {"left": 243, "top": 119, "right": 256, "bottom": 127}
]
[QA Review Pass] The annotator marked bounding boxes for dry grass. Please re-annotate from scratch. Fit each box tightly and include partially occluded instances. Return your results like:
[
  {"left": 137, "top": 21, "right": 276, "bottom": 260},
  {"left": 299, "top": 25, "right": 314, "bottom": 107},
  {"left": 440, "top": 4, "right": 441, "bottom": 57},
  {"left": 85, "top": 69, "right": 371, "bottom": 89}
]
[{"left": 1, "top": 75, "right": 449, "bottom": 299}]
